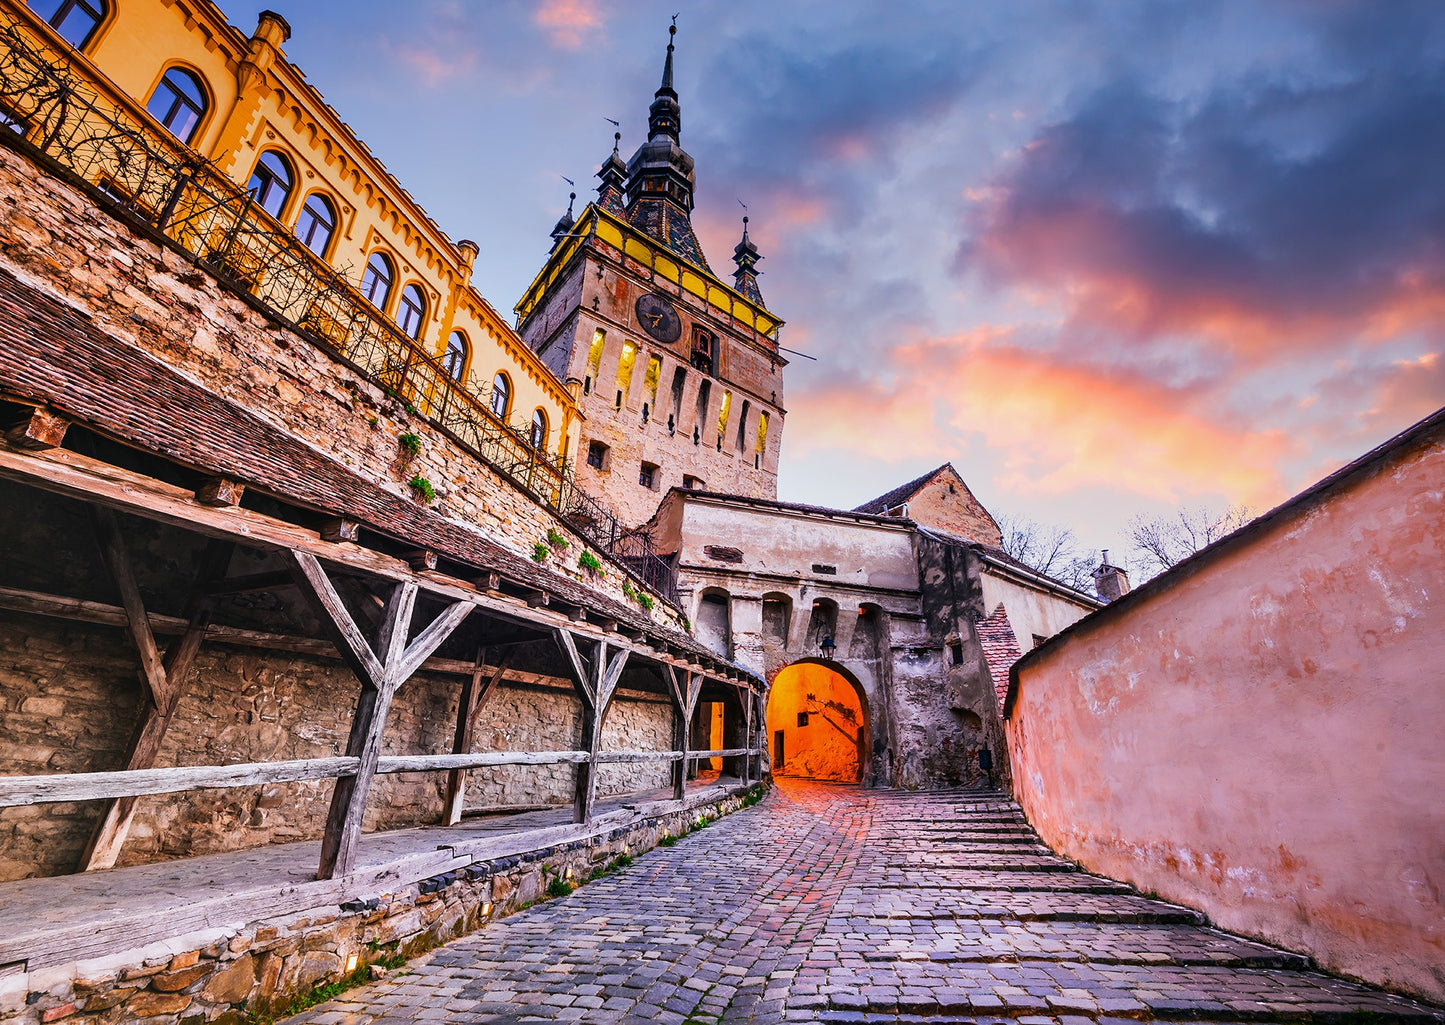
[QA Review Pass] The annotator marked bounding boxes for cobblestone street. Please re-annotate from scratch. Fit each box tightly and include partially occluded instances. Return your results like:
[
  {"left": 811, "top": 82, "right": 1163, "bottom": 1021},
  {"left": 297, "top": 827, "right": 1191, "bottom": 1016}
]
[{"left": 288, "top": 780, "right": 1443, "bottom": 1025}]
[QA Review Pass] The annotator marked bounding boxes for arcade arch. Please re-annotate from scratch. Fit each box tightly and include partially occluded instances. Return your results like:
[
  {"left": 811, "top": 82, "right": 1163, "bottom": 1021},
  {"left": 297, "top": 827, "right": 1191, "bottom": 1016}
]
[{"left": 766, "top": 660, "right": 868, "bottom": 784}]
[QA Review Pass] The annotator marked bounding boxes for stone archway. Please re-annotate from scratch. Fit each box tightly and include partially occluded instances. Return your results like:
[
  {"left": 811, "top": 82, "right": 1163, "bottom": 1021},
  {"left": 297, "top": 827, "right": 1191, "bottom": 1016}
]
[{"left": 765, "top": 660, "right": 869, "bottom": 784}]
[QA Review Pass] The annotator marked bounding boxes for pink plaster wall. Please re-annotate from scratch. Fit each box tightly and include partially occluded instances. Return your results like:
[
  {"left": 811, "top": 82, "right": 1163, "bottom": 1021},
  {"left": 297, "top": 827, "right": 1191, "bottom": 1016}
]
[{"left": 1006, "top": 419, "right": 1445, "bottom": 1004}]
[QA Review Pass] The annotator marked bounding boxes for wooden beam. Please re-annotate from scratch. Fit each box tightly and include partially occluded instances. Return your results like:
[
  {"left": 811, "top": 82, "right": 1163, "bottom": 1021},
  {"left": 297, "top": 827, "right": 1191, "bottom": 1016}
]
[
  {"left": 552, "top": 628, "right": 593, "bottom": 706},
  {"left": 443, "top": 648, "right": 513, "bottom": 825},
  {"left": 5, "top": 406, "right": 69, "bottom": 450},
  {"left": 79, "top": 532, "right": 234, "bottom": 871},
  {"left": 288, "top": 551, "right": 386, "bottom": 686},
  {"left": 402, "top": 548, "right": 438, "bottom": 572},
  {"left": 195, "top": 477, "right": 244, "bottom": 507},
  {"left": 319, "top": 518, "right": 361, "bottom": 543},
  {"left": 667, "top": 665, "right": 691, "bottom": 800},
  {"left": 1, "top": 757, "right": 359, "bottom": 807},
  {"left": 290, "top": 561, "right": 472, "bottom": 879}
]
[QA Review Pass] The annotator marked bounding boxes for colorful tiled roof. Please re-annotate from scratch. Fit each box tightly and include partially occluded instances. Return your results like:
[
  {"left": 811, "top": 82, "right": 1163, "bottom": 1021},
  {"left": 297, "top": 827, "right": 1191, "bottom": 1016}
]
[{"left": 627, "top": 195, "right": 714, "bottom": 273}]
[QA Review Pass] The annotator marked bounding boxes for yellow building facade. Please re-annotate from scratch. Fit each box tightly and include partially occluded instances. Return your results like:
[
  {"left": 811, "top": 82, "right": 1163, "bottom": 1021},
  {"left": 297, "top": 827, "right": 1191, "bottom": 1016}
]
[{"left": 6, "top": 0, "right": 580, "bottom": 469}]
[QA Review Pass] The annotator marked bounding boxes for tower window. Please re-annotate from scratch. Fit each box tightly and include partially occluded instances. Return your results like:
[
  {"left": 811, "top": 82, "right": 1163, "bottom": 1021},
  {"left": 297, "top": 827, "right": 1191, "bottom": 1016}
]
[
  {"left": 146, "top": 67, "right": 207, "bottom": 145},
  {"left": 643, "top": 355, "right": 661, "bottom": 412},
  {"left": 715, "top": 390, "right": 731, "bottom": 445},
  {"left": 737, "top": 400, "right": 750, "bottom": 451},
  {"left": 639, "top": 461, "right": 659, "bottom": 490},
  {"left": 682, "top": 474, "right": 704, "bottom": 490},
  {"left": 587, "top": 440, "right": 609, "bottom": 470},
  {"left": 30, "top": 0, "right": 107, "bottom": 50},
  {"left": 690, "top": 328, "right": 716, "bottom": 375},
  {"left": 247, "top": 150, "right": 293, "bottom": 219},
  {"left": 614, "top": 340, "right": 638, "bottom": 408},
  {"left": 295, "top": 193, "right": 336, "bottom": 257},
  {"left": 586, "top": 328, "right": 606, "bottom": 380}
]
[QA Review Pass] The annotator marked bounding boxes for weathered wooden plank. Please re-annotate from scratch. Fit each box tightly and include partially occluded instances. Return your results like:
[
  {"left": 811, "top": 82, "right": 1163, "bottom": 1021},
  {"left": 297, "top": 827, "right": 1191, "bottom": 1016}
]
[
  {"left": 381, "top": 751, "right": 592, "bottom": 772},
  {"left": 288, "top": 550, "right": 386, "bottom": 687},
  {"left": 393, "top": 599, "right": 472, "bottom": 684},
  {"left": 90, "top": 507, "right": 169, "bottom": 709},
  {"left": 551, "top": 628, "right": 594, "bottom": 706},
  {"left": 0, "top": 757, "right": 360, "bottom": 806}
]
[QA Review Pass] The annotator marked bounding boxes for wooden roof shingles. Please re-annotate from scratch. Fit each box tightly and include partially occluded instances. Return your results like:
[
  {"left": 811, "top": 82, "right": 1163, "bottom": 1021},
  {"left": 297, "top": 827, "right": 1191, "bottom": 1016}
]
[{"left": 0, "top": 267, "right": 727, "bottom": 664}]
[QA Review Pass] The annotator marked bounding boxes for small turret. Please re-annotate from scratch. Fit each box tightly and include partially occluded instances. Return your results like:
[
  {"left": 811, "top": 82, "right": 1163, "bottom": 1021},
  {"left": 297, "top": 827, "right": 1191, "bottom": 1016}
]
[
  {"left": 732, "top": 215, "right": 764, "bottom": 304},
  {"left": 596, "top": 132, "right": 628, "bottom": 217},
  {"left": 549, "top": 192, "right": 576, "bottom": 251}
]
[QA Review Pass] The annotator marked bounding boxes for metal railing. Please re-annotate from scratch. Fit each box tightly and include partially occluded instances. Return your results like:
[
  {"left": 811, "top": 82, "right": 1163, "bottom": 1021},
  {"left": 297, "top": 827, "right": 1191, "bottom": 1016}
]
[{"left": 0, "top": 10, "right": 677, "bottom": 603}]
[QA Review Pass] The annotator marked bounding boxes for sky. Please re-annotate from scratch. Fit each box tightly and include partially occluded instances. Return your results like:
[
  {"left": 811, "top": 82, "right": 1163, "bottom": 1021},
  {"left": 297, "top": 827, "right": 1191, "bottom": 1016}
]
[{"left": 222, "top": 0, "right": 1445, "bottom": 560}]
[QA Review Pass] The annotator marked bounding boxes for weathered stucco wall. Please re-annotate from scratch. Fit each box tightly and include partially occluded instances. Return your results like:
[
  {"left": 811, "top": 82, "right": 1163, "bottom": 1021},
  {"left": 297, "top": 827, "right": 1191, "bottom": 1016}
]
[
  {"left": 1006, "top": 422, "right": 1445, "bottom": 1003},
  {"left": 979, "top": 570, "right": 1094, "bottom": 650}
]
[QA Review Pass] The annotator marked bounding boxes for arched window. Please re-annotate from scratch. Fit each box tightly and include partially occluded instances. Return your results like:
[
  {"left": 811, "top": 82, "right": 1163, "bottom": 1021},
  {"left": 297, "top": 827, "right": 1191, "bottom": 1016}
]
[
  {"left": 443, "top": 330, "right": 468, "bottom": 382},
  {"left": 529, "top": 408, "right": 548, "bottom": 450},
  {"left": 294, "top": 193, "right": 335, "bottom": 257},
  {"left": 28, "top": 0, "right": 106, "bottom": 50},
  {"left": 247, "top": 150, "right": 293, "bottom": 218},
  {"left": 146, "top": 67, "right": 207, "bottom": 144},
  {"left": 489, "top": 373, "right": 511, "bottom": 420},
  {"left": 397, "top": 283, "right": 426, "bottom": 339},
  {"left": 360, "top": 251, "right": 393, "bottom": 309}
]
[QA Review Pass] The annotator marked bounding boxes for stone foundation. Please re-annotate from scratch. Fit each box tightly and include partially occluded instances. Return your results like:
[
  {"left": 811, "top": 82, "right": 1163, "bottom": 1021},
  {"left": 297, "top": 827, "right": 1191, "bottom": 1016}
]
[{"left": 3, "top": 783, "right": 765, "bottom": 1025}]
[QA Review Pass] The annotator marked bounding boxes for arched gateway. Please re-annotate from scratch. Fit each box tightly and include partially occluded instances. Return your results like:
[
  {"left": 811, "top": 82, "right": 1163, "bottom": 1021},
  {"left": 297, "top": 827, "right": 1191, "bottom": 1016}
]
[{"left": 765, "top": 659, "right": 869, "bottom": 784}]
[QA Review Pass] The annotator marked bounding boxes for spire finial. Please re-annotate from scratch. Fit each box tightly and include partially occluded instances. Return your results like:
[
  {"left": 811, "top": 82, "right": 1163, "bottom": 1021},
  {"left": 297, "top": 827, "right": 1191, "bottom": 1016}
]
[
  {"left": 660, "top": 18, "right": 677, "bottom": 92},
  {"left": 613, "top": 131, "right": 621, "bottom": 156},
  {"left": 732, "top": 209, "right": 764, "bottom": 303}
]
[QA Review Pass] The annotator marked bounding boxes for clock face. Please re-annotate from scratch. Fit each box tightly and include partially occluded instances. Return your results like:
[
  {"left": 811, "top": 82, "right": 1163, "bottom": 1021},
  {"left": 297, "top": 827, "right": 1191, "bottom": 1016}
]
[{"left": 634, "top": 292, "right": 682, "bottom": 343}]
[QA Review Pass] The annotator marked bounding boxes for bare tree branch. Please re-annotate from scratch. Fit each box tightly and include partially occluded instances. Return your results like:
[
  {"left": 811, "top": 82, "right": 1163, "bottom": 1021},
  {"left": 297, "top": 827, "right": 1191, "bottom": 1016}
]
[
  {"left": 996, "top": 513, "right": 1096, "bottom": 592},
  {"left": 1127, "top": 504, "right": 1255, "bottom": 576}
]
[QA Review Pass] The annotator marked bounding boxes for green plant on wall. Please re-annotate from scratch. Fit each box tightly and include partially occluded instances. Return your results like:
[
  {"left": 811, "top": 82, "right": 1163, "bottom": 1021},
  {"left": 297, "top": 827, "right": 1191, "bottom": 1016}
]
[
  {"left": 407, "top": 475, "right": 436, "bottom": 503},
  {"left": 546, "top": 527, "right": 570, "bottom": 551},
  {"left": 532, "top": 541, "right": 551, "bottom": 562},
  {"left": 578, "top": 550, "right": 603, "bottom": 576},
  {"left": 398, "top": 432, "right": 421, "bottom": 457}
]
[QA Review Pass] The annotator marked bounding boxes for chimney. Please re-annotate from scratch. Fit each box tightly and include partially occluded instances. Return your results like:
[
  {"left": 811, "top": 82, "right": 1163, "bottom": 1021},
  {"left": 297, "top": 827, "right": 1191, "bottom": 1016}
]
[{"left": 1092, "top": 550, "right": 1130, "bottom": 603}]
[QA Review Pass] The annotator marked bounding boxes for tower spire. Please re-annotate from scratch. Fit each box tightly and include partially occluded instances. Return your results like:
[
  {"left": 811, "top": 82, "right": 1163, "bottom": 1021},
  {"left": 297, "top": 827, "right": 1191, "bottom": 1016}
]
[
  {"left": 732, "top": 215, "right": 764, "bottom": 304},
  {"left": 648, "top": 20, "right": 681, "bottom": 142}
]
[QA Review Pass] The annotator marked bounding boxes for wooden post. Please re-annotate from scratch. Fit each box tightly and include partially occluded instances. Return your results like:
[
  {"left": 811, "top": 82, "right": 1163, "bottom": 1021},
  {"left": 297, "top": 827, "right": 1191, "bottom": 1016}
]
[
  {"left": 289, "top": 551, "right": 472, "bottom": 879},
  {"left": 80, "top": 512, "right": 233, "bottom": 871},
  {"left": 664, "top": 665, "right": 697, "bottom": 801},
  {"left": 552, "top": 629, "right": 629, "bottom": 824},
  {"left": 442, "top": 648, "right": 512, "bottom": 825}
]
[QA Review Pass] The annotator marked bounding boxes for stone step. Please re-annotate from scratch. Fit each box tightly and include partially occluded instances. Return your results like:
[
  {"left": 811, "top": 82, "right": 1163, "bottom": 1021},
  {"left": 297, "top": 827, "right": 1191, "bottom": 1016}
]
[
  {"left": 835, "top": 886, "right": 1207, "bottom": 923},
  {"left": 836, "top": 921, "right": 1313, "bottom": 969},
  {"left": 812, "top": 963, "right": 1445, "bottom": 1023},
  {"left": 902, "top": 855, "right": 1080, "bottom": 872},
  {"left": 870, "top": 871, "right": 1133, "bottom": 892}
]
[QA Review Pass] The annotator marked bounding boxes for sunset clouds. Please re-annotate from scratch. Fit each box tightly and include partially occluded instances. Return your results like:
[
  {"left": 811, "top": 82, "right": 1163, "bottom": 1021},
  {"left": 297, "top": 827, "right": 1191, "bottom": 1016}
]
[{"left": 248, "top": 0, "right": 1445, "bottom": 554}]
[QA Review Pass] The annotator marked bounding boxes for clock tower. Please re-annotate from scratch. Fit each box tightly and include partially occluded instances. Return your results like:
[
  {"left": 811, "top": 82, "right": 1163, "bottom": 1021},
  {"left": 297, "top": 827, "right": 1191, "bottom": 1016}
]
[{"left": 515, "top": 23, "right": 786, "bottom": 528}]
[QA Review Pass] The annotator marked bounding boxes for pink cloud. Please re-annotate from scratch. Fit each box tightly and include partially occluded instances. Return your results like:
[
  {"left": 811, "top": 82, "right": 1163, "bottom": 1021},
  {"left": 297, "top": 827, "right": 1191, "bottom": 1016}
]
[
  {"left": 787, "top": 328, "right": 1293, "bottom": 509},
  {"left": 534, "top": 0, "right": 604, "bottom": 51}
]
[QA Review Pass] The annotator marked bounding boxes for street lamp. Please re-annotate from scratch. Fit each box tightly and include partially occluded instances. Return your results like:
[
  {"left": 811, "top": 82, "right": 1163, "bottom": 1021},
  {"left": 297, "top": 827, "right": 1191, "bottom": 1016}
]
[{"left": 819, "top": 635, "right": 836, "bottom": 661}]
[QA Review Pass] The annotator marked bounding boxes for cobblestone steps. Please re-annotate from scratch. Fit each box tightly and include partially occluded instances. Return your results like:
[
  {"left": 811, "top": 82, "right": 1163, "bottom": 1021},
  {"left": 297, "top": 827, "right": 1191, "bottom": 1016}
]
[{"left": 281, "top": 781, "right": 1445, "bottom": 1025}]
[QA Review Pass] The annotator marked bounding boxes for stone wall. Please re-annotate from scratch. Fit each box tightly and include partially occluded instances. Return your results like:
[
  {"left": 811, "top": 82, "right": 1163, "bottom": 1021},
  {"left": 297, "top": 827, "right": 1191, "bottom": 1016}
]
[
  {"left": 1006, "top": 413, "right": 1445, "bottom": 1004},
  {"left": 0, "top": 141, "right": 680, "bottom": 630}
]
